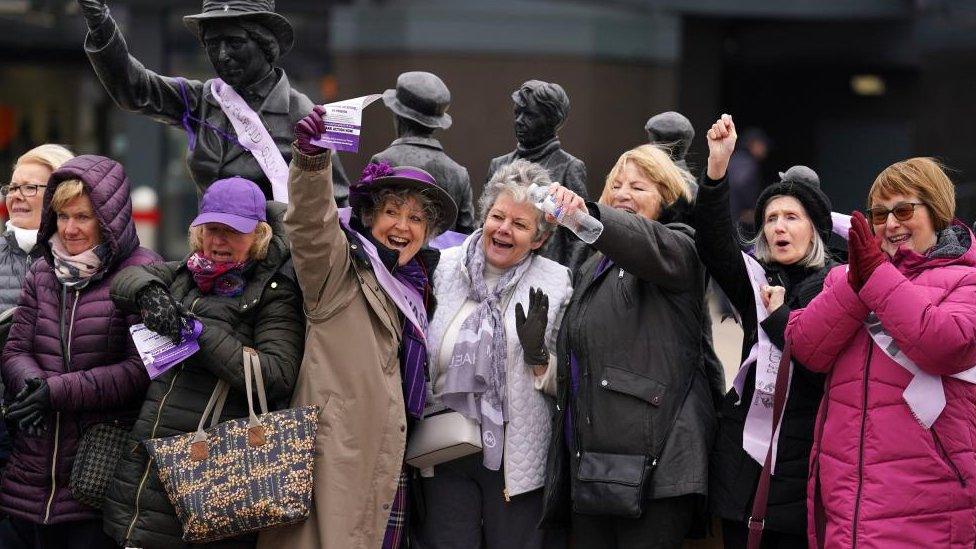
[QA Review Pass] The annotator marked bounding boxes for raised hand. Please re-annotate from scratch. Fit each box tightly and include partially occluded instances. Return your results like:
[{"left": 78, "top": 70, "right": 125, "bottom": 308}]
[
  {"left": 76, "top": 0, "right": 109, "bottom": 30},
  {"left": 706, "top": 113, "right": 737, "bottom": 180},
  {"left": 295, "top": 105, "right": 330, "bottom": 156},
  {"left": 544, "top": 182, "right": 586, "bottom": 224},
  {"left": 847, "top": 210, "right": 887, "bottom": 292},
  {"left": 515, "top": 288, "right": 550, "bottom": 366}
]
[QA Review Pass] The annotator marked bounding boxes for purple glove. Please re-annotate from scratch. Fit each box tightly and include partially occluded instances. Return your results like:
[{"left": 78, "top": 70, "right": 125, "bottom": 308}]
[{"left": 295, "top": 105, "right": 330, "bottom": 157}]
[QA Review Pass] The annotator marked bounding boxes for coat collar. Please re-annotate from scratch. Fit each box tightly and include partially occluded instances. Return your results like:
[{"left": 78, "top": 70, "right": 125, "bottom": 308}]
[
  {"left": 391, "top": 136, "right": 443, "bottom": 150},
  {"left": 203, "top": 68, "right": 292, "bottom": 115}
]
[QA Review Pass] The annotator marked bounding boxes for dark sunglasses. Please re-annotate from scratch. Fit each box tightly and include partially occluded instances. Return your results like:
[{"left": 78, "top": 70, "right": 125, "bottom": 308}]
[
  {"left": 0, "top": 183, "right": 46, "bottom": 197},
  {"left": 867, "top": 202, "right": 925, "bottom": 225}
]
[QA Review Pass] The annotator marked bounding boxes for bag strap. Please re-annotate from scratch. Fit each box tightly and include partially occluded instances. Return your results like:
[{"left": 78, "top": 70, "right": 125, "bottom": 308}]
[
  {"left": 192, "top": 381, "right": 230, "bottom": 444},
  {"left": 747, "top": 338, "right": 793, "bottom": 549},
  {"left": 189, "top": 347, "right": 269, "bottom": 460}
]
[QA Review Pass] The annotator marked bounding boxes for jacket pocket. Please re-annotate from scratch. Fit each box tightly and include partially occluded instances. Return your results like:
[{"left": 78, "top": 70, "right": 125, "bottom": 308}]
[
  {"left": 931, "top": 428, "right": 966, "bottom": 488},
  {"left": 600, "top": 365, "right": 667, "bottom": 407}
]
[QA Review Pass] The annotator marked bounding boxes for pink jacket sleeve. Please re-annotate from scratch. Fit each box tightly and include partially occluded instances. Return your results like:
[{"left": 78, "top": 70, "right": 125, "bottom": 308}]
[
  {"left": 786, "top": 265, "right": 870, "bottom": 373},
  {"left": 859, "top": 262, "right": 976, "bottom": 376}
]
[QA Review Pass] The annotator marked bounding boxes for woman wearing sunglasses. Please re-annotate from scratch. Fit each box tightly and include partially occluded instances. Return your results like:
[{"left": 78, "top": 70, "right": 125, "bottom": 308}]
[{"left": 787, "top": 157, "right": 976, "bottom": 548}]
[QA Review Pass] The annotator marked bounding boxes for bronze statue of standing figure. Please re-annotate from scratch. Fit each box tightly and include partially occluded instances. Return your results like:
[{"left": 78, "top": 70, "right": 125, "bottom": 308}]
[
  {"left": 76, "top": 0, "right": 350, "bottom": 204},
  {"left": 371, "top": 71, "right": 475, "bottom": 233},
  {"left": 488, "top": 80, "right": 589, "bottom": 272}
]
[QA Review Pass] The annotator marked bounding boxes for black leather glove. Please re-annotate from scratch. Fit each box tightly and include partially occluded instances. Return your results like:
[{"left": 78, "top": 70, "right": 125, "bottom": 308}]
[
  {"left": 515, "top": 287, "right": 550, "bottom": 366},
  {"left": 77, "top": 0, "right": 109, "bottom": 30},
  {"left": 137, "top": 284, "right": 186, "bottom": 342},
  {"left": 7, "top": 379, "right": 50, "bottom": 436}
]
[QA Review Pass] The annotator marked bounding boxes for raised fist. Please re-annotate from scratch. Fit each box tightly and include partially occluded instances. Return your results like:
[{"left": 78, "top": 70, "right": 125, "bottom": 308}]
[
  {"left": 76, "top": 0, "right": 109, "bottom": 30},
  {"left": 706, "top": 114, "right": 737, "bottom": 180}
]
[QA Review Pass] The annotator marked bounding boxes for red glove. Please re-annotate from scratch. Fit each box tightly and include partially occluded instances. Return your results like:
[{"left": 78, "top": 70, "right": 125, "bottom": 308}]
[
  {"left": 847, "top": 211, "right": 887, "bottom": 292},
  {"left": 295, "top": 105, "right": 330, "bottom": 156}
]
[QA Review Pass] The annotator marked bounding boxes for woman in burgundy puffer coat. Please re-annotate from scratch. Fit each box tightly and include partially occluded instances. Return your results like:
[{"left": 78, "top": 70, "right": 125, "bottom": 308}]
[
  {"left": 787, "top": 157, "right": 976, "bottom": 548},
  {"left": 0, "top": 155, "right": 160, "bottom": 548}
]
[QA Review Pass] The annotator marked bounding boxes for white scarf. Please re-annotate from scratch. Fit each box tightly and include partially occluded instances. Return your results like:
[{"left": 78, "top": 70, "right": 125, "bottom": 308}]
[{"left": 6, "top": 220, "right": 37, "bottom": 254}]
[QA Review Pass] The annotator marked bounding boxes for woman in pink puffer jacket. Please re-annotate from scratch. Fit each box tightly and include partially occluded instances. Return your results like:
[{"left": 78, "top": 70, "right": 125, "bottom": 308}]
[{"left": 786, "top": 157, "right": 976, "bottom": 548}]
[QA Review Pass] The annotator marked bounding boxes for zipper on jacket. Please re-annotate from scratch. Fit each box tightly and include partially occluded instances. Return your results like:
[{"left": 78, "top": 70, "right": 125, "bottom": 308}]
[
  {"left": 44, "top": 290, "right": 79, "bottom": 524},
  {"left": 931, "top": 429, "right": 966, "bottom": 487},
  {"left": 851, "top": 342, "right": 874, "bottom": 548},
  {"left": 125, "top": 297, "right": 200, "bottom": 544}
]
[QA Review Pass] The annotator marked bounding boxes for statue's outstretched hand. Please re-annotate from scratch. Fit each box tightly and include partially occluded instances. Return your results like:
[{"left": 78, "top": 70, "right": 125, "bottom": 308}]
[{"left": 77, "top": 0, "right": 109, "bottom": 31}]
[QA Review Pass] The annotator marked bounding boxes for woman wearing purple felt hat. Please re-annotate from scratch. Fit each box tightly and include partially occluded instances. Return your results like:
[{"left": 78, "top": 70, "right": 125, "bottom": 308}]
[
  {"left": 255, "top": 107, "right": 457, "bottom": 549},
  {"left": 102, "top": 176, "right": 305, "bottom": 548}
]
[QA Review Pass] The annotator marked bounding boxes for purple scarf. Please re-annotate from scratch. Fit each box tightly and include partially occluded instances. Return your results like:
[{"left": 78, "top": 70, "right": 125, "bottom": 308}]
[
  {"left": 186, "top": 252, "right": 251, "bottom": 297},
  {"left": 393, "top": 258, "right": 431, "bottom": 419}
]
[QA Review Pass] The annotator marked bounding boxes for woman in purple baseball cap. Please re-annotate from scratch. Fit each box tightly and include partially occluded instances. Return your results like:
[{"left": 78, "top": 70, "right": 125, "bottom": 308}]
[
  {"left": 255, "top": 107, "right": 456, "bottom": 549},
  {"left": 102, "top": 176, "right": 305, "bottom": 548}
]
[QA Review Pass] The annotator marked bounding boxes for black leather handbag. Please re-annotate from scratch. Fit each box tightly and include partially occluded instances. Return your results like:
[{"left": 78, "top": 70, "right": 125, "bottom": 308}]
[{"left": 571, "top": 451, "right": 652, "bottom": 517}]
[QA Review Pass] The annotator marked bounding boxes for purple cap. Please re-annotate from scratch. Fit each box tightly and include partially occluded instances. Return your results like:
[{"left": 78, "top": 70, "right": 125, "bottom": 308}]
[{"left": 191, "top": 176, "right": 267, "bottom": 233}]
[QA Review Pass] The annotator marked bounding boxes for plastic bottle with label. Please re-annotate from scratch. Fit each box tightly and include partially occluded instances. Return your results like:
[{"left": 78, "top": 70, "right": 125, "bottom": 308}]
[{"left": 527, "top": 183, "right": 604, "bottom": 244}]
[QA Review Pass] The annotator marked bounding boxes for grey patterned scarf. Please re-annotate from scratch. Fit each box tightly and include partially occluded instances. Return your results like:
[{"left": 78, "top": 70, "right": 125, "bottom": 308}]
[
  {"left": 440, "top": 230, "right": 532, "bottom": 470},
  {"left": 50, "top": 234, "right": 110, "bottom": 289}
]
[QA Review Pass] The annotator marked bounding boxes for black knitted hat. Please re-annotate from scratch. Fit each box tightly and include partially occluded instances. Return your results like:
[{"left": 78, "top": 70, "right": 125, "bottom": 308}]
[{"left": 753, "top": 165, "right": 832, "bottom": 242}]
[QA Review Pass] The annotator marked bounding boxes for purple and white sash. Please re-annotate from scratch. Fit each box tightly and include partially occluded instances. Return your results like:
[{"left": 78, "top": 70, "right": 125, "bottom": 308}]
[
  {"left": 865, "top": 314, "right": 976, "bottom": 427},
  {"left": 732, "top": 254, "right": 793, "bottom": 471},
  {"left": 337, "top": 208, "right": 428, "bottom": 341},
  {"left": 210, "top": 79, "right": 289, "bottom": 203},
  {"left": 733, "top": 213, "right": 854, "bottom": 469}
]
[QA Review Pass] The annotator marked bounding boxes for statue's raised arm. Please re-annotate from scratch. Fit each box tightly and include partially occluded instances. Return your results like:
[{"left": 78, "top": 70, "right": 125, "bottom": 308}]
[{"left": 76, "top": 0, "right": 350, "bottom": 204}]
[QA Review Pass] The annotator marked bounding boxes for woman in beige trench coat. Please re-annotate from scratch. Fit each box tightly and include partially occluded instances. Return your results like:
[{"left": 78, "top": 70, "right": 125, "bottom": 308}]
[{"left": 257, "top": 108, "right": 457, "bottom": 549}]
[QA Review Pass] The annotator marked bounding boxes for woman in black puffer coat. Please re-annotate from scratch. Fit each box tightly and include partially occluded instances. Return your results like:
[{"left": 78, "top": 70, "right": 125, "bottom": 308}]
[
  {"left": 102, "top": 177, "right": 304, "bottom": 549},
  {"left": 692, "top": 116, "right": 838, "bottom": 548}
]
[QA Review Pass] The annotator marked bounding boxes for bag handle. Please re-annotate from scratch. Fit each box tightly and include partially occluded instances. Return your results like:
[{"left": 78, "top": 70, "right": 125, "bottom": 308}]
[
  {"left": 189, "top": 347, "right": 269, "bottom": 461},
  {"left": 747, "top": 338, "right": 793, "bottom": 549}
]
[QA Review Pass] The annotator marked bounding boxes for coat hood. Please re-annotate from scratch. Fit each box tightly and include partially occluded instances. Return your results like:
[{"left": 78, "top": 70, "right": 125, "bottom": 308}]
[{"left": 38, "top": 155, "right": 139, "bottom": 271}]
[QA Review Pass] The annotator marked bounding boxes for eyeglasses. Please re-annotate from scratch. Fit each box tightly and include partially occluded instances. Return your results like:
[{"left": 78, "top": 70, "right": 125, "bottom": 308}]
[
  {"left": 867, "top": 202, "right": 925, "bottom": 225},
  {"left": 1, "top": 184, "right": 46, "bottom": 197}
]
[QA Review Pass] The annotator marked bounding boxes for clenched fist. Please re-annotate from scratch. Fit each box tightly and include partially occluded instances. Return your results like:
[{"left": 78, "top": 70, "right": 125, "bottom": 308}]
[{"left": 706, "top": 114, "right": 737, "bottom": 180}]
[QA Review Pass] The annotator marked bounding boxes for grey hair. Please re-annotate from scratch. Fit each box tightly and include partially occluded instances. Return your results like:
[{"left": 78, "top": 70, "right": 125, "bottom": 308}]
[
  {"left": 478, "top": 159, "right": 556, "bottom": 243},
  {"left": 747, "top": 221, "right": 827, "bottom": 269},
  {"left": 360, "top": 187, "right": 441, "bottom": 245}
]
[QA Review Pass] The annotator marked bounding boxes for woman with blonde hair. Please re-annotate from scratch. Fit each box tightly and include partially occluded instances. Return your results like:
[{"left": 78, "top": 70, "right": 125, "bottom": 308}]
[
  {"left": 541, "top": 143, "right": 717, "bottom": 548},
  {"left": 0, "top": 155, "right": 160, "bottom": 548},
  {"left": 0, "top": 145, "right": 74, "bottom": 478},
  {"left": 1, "top": 144, "right": 75, "bottom": 309},
  {"left": 102, "top": 176, "right": 305, "bottom": 549},
  {"left": 787, "top": 157, "right": 976, "bottom": 547}
]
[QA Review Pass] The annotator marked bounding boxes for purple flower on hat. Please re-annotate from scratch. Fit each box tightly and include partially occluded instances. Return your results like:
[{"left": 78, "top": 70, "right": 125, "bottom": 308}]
[{"left": 359, "top": 161, "right": 396, "bottom": 185}]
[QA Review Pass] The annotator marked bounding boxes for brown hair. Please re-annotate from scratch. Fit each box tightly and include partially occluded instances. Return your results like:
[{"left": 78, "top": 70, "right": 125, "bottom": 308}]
[
  {"left": 868, "top": 157, "right": 955, "bottom": 231},
  {"left": 188, "top": 221, "right": 274, "bottom": 261},
  {"left": 599, "top": 144, "right": 693, "bottom": 209}
]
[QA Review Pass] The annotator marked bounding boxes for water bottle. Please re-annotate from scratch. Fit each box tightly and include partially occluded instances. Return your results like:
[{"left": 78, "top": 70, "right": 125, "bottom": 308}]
[{"left": 527, "top": 183, "right": 604, "bottom": 244}]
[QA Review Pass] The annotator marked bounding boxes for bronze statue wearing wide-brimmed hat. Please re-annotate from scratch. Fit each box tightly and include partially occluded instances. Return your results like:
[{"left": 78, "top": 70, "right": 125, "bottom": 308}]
[
  {"left": 184, "top": 0, "right": 295, "bottom": 56},
  {"left": 382, "top": 71, "right": 453, "bottom": 130},
  {"left": 74, "top": 0, "right": 351, "bottom": 206},
  {"left": 372, "top": 71, "right": 476, "bottom": 233}
]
